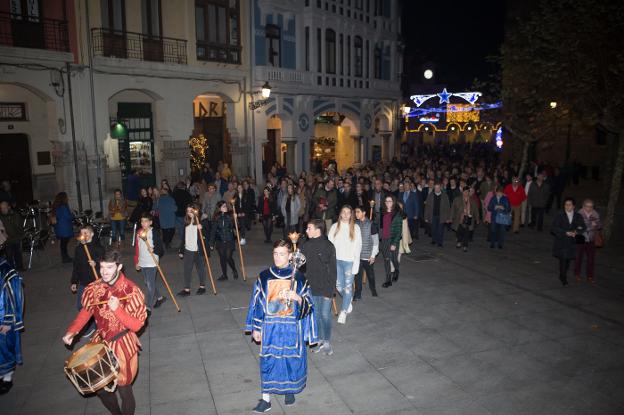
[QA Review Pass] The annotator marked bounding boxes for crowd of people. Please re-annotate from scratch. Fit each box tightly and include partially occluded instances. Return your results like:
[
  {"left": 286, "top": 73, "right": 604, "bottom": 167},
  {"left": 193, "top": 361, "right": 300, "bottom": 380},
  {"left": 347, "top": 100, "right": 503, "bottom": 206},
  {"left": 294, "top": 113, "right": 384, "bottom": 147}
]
[{"left": 0, "top": 144, "right": 606, "bottom": 413}]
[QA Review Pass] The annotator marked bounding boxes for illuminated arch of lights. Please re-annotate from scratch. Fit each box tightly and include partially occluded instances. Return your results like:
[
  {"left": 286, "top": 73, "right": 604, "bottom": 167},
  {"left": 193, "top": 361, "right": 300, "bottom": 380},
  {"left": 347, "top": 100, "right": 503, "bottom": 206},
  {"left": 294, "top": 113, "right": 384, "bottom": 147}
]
[{"left": 409, "top": 121, "right": 502, "bottom": 133}]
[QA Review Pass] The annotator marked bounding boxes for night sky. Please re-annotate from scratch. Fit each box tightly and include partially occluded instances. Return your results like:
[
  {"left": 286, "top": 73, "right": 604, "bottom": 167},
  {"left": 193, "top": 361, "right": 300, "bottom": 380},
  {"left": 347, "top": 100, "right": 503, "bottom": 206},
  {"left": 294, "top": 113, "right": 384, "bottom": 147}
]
[{"left": 401, "top": 0, "right": 506, "bottom": 91}]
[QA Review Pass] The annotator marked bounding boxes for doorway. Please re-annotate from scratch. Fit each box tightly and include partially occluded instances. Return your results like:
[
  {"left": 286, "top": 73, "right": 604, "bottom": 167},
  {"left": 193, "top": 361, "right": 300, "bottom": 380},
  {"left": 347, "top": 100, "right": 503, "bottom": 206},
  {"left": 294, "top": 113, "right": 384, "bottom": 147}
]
[{"left": 0, "top": 134, "right": 34, "bottom": 205}]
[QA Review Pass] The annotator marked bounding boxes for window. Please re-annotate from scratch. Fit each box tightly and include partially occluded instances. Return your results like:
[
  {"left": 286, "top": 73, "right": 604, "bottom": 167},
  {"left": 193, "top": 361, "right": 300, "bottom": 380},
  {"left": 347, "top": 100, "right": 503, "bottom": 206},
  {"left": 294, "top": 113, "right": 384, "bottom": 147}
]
[
  {"left": 266, "top": 24, "right": 280, "bottom": 67},
  {"left": 316, "top": 28, "right": 322, "bottom": 72},
  {"left": 101, "top": 0, "right": 126, "bottom": 31},
  {"left": 339, "top": 34, "right": 343, "bottom": 75},
  {"left": 325, "top": 29, "right": 336, "bottom": 74},
  {"left": 10, "top": 0, "right": 41, "bottom": 21},
  {"left": 195, "top": 0, "right": 240, "bottom": 64},
  {"left": 305, "top": 26, "right": 310, "bottom": 70},
  {"left": 0, "top": 103, "right": 26, "bottom": 121},
  {"left": 346, "top": 35, "right": 351, "bottom": 76},
  {"left": 141, "top": 0, "right": 161, "bottom": 36},
  {"left": 374, "top": 43, "right": 381, "bottom": 79},
  {"left": 354, "top": 36, "right": 362, "bottom": 77}
]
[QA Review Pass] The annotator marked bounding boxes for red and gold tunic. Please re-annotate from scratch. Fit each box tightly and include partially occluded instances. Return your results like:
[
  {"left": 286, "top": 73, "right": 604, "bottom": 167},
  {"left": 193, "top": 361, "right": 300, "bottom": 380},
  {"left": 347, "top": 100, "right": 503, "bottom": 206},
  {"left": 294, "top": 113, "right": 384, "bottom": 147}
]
[{"left": 67, "top": 273, "right": 147, "bottom": 385}]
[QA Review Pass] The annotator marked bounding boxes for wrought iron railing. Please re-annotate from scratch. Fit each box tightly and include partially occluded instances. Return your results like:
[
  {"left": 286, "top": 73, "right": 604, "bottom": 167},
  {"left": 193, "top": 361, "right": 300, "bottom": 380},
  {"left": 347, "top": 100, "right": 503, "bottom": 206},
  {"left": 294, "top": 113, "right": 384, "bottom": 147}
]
[
  {"left": 91, "top": 28, "right": 187, "bottom": 64},
  {"left": 196, "top": 40, "right": 241, "bottom": 64},
  {"left": 0, "top": 12, "right": 69, "bottom": 52}
]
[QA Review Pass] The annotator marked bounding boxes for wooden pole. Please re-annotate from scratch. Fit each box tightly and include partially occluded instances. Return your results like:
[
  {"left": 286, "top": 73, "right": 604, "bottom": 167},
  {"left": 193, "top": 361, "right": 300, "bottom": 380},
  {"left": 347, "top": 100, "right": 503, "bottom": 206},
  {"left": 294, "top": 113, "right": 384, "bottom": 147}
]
[
  {"left": 139, "top": 235, "right": 181, "bottom": 312},
  {"left": 230, "top": 200, "right": 248, "bottom": 281},
  {"left": 194, "top": 213, "right": 217, "bottom": 295},
  {"left": 78, "top": 237, "right": 99, "bottom": 280},
  {"left": 332, "top": 296, "right": 338, "bottom": 316}
]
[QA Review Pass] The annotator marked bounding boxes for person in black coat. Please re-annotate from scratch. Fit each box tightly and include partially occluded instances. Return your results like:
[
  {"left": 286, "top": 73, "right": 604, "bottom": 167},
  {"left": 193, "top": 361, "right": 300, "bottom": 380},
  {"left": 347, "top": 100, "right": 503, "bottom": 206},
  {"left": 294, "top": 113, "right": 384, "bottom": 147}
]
[
  {"left": 300, "top": 219, "right": 337, "bottom": 355},
  {"left": 70, "top": 225, "right": 105, "bottom": 336},
  {"left": 551, "top": 197, "right": 586, "bottom": 286},
  {"left": 173, "top": 182, "right": 193, "bottom": 245},
  {"left": 257, "top": 187, "right": 277, "bottom": 243}
]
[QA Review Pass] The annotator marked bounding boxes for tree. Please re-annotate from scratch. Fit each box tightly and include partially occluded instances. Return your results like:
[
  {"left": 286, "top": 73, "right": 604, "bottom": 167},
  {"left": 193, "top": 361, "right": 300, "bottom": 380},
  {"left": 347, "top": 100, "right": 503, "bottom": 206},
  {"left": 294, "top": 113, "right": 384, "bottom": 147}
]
[{"left": 502, "top": 0, "right": 624, "bottom": 241}]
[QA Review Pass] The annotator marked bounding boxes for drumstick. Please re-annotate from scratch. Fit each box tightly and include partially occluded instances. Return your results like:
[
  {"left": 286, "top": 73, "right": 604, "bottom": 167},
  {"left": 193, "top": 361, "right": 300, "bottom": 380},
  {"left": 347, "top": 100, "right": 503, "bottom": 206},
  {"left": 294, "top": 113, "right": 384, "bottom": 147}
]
[
  {"left": 78, "top": 235, "right": 99, "bottom": 280},
  {"left": 88, "top": 295, "right": 132, "bottom": 307},
  {"left": 230, "top": 199, "right": 248, "bottom": 281},
  {"left": 139, "top": 231, "right": 181, "bottom": 312},
  {"left": 193, "top": 211, "right": 217, "bottom": 295}
]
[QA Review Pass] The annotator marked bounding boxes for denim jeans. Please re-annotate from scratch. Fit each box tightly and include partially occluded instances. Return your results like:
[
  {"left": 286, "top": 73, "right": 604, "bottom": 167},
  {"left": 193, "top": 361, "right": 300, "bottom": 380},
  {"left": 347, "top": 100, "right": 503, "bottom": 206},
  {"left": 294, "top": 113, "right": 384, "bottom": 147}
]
[
  {"left": 141, "top": 267, "right": 161, "bottom": 309},
  {"left": 111, "top": 219, "right": 126, "bottom": 242},
  {"left": 431, "top": 216, "right": 444, "bottom": 246},
  {"left": 311, "top": 295, "right": 332, "bottom": 342},
  {"left": 489, "top": 223, "right": 506, "bottom": 247},
  {"left": 336, "top": 260, "right": 354, "bottom": 313}
]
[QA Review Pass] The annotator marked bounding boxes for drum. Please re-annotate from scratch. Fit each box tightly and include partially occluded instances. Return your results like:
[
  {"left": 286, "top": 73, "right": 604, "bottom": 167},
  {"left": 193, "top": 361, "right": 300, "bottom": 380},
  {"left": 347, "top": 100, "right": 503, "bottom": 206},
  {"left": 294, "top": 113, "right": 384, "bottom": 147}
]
[{"left": 64, "top": 342, "right": 119, "bottom": 395}]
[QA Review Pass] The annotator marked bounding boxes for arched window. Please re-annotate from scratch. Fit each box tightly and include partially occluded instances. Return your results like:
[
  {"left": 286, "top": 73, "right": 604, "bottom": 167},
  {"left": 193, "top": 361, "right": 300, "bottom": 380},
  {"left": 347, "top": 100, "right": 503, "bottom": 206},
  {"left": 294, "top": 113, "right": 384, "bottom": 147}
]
[
  {"left": 354, "top": 36, "right": 363, "bottom": 77},
  {"left": 266, "top": 24, "right": 281, "bottom": 67},
  {"left": 325, "top": 28, "right": 336, "bottom": 74}
]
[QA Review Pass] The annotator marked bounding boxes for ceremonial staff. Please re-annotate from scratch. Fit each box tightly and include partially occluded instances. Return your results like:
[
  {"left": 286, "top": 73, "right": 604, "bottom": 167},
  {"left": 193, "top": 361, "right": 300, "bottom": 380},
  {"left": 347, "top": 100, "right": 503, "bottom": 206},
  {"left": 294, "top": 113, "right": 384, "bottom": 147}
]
[
  {"left": 286, "top": 232, "right": 306, "bottom": 308},
  {"left": 230, "top": 198, "right": 248, "bottom": 281},
  {"left": 78, "top": 234, "right": 99, "bottom": 280},
  {"left": 369, "top": 199, "right": 375, "bottom": 220},
  {"left": 193, "top": 209, "right": 218, "bottom": 295},
  {"left": 138, "top": 230, "right": 181, "bottom": 312}
]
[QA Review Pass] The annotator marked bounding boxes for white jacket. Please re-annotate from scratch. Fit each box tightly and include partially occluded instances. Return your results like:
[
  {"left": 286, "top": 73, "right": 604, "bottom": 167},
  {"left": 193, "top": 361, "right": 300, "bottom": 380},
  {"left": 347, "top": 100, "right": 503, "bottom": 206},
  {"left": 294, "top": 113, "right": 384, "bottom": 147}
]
[{"left": 328, "top": 222, "right": 362, "bottom": 275}]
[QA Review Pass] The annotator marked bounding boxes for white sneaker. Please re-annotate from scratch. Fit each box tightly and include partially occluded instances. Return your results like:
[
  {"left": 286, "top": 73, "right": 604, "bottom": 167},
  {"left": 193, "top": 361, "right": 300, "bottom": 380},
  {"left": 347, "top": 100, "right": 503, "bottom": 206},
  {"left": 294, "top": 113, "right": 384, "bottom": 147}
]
[
  {"left": 240, "top": 238, "right": 247, "bottom": 246},
  {"left": 313, "top": 341, "right": 326, "bottom": 353},
  {"left": 337, "top": 311, "right": 347, "bottom": 324},
  {"left": 324, "top": 343, "right": 334, "bottom": 356},
  {"left": 346, "top": 302, "right": 353, "bottom": 314}
]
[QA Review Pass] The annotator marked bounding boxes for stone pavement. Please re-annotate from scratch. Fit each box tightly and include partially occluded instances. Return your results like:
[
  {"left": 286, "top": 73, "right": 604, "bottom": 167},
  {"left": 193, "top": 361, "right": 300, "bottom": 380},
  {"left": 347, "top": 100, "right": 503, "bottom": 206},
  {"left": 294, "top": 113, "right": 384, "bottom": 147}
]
[{"left": 2, "top": 217, "right": 624, "bottom": 415}]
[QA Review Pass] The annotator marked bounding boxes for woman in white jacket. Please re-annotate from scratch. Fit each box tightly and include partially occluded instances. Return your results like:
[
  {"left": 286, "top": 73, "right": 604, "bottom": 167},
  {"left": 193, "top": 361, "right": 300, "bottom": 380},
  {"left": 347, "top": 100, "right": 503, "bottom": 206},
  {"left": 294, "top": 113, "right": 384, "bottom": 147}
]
[{"left": 328, "top": 205, "right": 362, "bottom": 324}]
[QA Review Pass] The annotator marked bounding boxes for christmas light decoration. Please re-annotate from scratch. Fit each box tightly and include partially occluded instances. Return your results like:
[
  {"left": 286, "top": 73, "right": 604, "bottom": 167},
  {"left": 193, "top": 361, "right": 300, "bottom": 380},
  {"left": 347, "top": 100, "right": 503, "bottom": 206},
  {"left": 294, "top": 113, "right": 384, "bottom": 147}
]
[
  {"left": 409, "top": 89, "right": 484, "bottom": 107},
  {"left": 495, "top": 127, "right": 503, "bottom": 149},
  {"left": 405, "top": 101, "right": 502, "bottom": 117},
  {"left": 437, "top": 88, "right": 452, "bottom": 104},
  {"left": 189, "top": 134, "right": 208, "bottom": 171}
]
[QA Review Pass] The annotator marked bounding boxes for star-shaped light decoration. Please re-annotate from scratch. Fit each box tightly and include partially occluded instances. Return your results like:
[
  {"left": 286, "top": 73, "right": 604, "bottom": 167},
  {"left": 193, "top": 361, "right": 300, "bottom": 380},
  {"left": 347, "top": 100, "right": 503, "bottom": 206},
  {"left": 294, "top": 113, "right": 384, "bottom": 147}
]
[{"left": 437, "top": 88, "right": 452, "bottom": 104}]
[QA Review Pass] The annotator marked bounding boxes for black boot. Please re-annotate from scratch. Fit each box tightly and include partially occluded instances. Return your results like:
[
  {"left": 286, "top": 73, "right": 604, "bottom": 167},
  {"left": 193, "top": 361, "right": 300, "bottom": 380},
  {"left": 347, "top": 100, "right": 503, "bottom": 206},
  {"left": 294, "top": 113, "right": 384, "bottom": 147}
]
[
  {"left": 392, "top": 270, "right": 399, "bottom": 282},
  {"left": 382, "top": 273, "right": 393, "bottom": 288}
]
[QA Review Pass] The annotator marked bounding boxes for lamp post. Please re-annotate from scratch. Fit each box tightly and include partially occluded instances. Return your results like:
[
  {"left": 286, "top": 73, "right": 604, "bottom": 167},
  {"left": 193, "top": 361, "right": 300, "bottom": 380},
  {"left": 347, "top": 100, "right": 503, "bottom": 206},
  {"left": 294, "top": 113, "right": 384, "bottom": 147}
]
[{"left": 249, "top": 82, "right": 272, "bottom": 111}]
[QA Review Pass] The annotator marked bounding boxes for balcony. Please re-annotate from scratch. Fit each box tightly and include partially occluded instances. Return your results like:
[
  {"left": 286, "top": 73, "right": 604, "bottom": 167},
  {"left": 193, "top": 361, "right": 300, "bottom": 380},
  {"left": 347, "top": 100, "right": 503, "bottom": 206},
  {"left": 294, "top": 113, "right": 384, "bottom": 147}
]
[
  {"left": 196, "top": 41, "right": 241, "bottom": 64},
  {"left": 0, "top": 12, "right": 69, "bottom": 52},
  {"left": 255, "top": 67, "right": 311, "bottom": 86},
  {"left": 91, "top": 28, "right": 187, "bottom": 65}
]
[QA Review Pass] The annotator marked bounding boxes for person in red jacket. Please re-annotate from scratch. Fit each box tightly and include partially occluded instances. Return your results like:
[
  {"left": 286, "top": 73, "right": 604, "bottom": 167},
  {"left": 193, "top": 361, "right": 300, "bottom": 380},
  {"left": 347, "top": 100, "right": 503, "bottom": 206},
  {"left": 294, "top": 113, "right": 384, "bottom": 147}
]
[
  {"left": 504, "top": 177, "right": 527, "bottom": 234},
  {"left": 63, "top": 249, "right": 147, "bottom": 415}
]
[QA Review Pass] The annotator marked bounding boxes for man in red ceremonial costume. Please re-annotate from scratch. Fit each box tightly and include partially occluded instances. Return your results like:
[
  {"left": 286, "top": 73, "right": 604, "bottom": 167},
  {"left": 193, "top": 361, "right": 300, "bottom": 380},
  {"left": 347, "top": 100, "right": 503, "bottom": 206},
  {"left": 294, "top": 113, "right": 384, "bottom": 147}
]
[{"left": 62, "top": 249, "right": 146, "bottom": 415}]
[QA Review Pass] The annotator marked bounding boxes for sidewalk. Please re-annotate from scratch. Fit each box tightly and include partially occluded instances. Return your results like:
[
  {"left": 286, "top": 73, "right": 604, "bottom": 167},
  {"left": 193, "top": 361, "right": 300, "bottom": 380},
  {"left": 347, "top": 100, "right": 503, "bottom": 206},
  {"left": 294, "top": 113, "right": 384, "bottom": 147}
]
[{"left": 1, "top": 217, "right": 624, "bottom": 415}]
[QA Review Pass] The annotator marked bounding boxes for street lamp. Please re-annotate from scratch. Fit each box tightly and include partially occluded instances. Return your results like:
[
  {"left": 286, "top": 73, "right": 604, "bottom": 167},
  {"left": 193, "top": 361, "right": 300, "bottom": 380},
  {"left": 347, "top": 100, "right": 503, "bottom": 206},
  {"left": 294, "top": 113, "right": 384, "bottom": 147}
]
[
  {"left": 401, "top": 105, "right": 411, "bottom": 116},
  {"left": 261, "top": 82, "right": 271, "bottom": 99},
  {"left": 423, "top": 69, "right": 434, "bottom": 80},
  {"left": 249, "top": 82, "right": 272, "bottom": 110},
  {"left": 549, "top": 101, "right": 558, "bottom": 109}
]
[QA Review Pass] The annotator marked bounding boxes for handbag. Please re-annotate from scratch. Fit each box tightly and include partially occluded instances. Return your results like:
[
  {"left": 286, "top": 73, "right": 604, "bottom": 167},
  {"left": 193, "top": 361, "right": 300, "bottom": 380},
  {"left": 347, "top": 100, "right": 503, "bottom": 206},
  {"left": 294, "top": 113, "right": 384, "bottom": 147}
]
[
  {"left": 495, "top": 212, "right": 512, "bottom": 226},
  {"left": 594, "top": 230, "right": 604, "bottom": 248}
]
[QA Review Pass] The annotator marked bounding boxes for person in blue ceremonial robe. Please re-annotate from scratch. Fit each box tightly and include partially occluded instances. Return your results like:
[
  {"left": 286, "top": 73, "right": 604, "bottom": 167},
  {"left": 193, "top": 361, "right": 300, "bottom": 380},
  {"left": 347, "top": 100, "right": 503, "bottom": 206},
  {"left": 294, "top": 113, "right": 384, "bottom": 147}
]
[
  {"left": 245, "top": 239, "right": 317, "bottom": 413},
  {"left": 0, "top": 250, "right": 25, "bottom": 394}
]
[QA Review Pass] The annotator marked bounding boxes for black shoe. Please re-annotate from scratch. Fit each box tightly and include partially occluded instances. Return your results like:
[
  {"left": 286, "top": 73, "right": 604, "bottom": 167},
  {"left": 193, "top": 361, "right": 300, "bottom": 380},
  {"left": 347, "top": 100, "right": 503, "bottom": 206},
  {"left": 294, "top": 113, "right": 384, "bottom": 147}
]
[
  {"left": 392, "top": 272, "right": 399, "bottom": 282},
  {"left": 285, "top": 393, "right": 295, "bottom": 406},
  {"left": 252, "top": 399, "right": 271, "bottom": 413},
  {"left": 382, "top": 274, "right": 392, "bottom": 288},
  {"left": 233, "top": 272, "right": 239, "bottom": 280},
  {"left": 559, "top": 275, "right": 568, "bottom": 286},
  {"left": 196, "top": 287, "right": 206, "bottom": 295},
  {"left": 0, "top": 380, "right": 13, "bottom": 395},
  {"left": 430, "top": 241, "right": 435, "bottom": 245},
  {"left": 154, "top": 297, "right": 167, "bottom": 308},
  {"left": 146, "top": 309, "right": 152, "bottom": 317},
  {"left": 217, "top": 275, "right": 228, "bottom": 281},
  {"left": 463, "top": 247, "right": 468, "bottom": 252},
  {"left": 371, "top": 290, "right": 378, "bottom": 297},
  {"left": 177, "top": 289, "right": 191, "bottom": 297}
]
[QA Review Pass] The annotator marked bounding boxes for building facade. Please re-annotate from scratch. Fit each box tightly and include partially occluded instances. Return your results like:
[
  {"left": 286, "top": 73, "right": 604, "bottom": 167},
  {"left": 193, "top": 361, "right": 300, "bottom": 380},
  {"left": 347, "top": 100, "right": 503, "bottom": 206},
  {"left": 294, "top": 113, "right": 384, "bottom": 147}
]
[
  {"left": 1, "top": 0, "right": 251, "bottom": 211},
  {"left": 0, "top": 0, "right": 402, "bottom": 211},
  {"left": 249, "top": 0, "right": 403, "bottom": 179}
]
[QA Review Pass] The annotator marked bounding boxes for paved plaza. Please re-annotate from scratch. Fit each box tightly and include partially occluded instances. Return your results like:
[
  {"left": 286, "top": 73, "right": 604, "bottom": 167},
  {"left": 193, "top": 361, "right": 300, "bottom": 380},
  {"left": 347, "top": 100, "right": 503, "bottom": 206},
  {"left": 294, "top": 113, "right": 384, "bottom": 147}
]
[{"left": 2, "top": 218, "right": 624, "bottom": 415}]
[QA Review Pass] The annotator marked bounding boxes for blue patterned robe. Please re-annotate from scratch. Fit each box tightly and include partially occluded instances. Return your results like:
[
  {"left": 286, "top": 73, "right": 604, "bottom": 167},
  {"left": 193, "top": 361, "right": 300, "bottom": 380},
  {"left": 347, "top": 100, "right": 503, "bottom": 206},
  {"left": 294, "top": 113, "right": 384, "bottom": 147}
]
[
  {"left": 245, "top": 265, "right": 317, "bottom": 395},
  {"left": 0, "top": 257, "right": 24, "bottom": 376}
]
